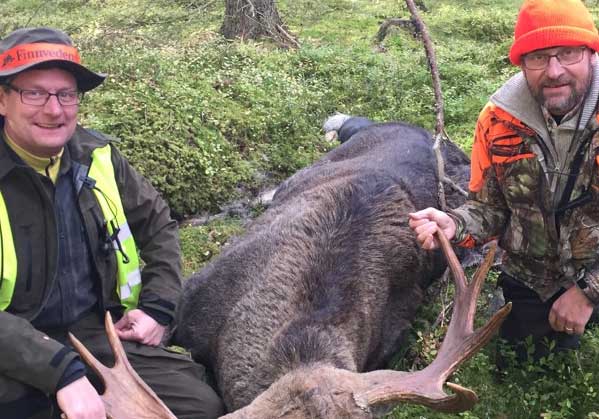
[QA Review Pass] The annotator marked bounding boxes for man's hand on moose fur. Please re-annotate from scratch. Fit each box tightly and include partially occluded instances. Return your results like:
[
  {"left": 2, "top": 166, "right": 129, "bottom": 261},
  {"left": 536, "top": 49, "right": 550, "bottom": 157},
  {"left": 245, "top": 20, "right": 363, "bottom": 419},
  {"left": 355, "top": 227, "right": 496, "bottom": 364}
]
[{"left": 114, "top": 309, "right": 166, "bottom": 346}]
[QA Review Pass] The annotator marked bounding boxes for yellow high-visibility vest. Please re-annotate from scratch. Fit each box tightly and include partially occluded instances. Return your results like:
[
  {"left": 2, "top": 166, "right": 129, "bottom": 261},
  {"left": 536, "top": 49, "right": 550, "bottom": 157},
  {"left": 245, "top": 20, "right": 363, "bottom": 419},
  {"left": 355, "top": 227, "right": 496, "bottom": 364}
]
[
  {"left": 0, "top": 192, "right": 17, "bottom": 310},
  {"left": 0, "top": 144, "right": 141, "bottom": 311},
  {"left": 88, "top": 145, "right": 141, "bottom": 311}
]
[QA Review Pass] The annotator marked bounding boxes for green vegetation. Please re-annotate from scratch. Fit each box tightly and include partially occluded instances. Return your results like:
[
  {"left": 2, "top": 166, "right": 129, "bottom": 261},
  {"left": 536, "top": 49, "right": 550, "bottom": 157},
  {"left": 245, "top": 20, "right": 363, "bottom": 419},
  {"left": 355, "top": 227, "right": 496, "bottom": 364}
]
[
  {"left": 179, "top": 218, "right": 245, "bottom": 277},
  {"left": 0, "top": 0, "right": 523, "bottom": 215},
  {"left": 390, "top": 274, "right": 599, "bottom": 418},
  {"left": 3, "top": 0, "right": 599, "bottom": 416}
]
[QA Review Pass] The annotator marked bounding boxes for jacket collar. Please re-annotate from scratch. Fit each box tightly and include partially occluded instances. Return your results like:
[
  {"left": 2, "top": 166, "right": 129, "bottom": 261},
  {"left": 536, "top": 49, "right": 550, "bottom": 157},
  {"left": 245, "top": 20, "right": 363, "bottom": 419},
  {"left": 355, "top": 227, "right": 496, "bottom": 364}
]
[
  {"left": 490, "top": 71, "right": 549, "bottom": 140},
  {"left": 0, "top": 124, "right": 111, "bottom": 182},
  {"left": 67, "top": 125, "right": 111, "bottom": 164}
]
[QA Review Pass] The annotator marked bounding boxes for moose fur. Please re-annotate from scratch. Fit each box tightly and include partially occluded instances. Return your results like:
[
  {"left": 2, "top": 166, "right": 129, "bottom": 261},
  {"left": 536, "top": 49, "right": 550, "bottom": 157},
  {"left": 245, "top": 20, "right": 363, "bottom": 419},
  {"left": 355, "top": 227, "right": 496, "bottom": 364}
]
[{"left": 175, "top": 120, "right": 472, "bottom": 415}]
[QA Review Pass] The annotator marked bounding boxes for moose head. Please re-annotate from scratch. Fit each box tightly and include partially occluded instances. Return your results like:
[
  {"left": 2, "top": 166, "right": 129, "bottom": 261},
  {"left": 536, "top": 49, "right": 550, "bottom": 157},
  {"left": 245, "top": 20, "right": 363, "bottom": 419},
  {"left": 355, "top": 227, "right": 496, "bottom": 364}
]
[{"left": 68, "top": 231, "right": 510, "bottom": 419}]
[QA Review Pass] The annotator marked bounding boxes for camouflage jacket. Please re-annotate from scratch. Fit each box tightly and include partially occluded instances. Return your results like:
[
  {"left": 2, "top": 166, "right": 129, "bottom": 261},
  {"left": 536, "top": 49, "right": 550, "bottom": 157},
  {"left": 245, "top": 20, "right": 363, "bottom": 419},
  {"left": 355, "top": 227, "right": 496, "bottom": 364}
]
[{"left": 451, "top": 70, "right": 599, "bottom": 305}]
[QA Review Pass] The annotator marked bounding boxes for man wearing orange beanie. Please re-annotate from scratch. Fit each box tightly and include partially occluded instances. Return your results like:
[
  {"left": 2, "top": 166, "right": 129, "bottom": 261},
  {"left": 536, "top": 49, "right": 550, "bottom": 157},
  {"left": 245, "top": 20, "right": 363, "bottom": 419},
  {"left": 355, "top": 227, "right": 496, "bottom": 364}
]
[{"left": 410, "top": 0, "right": 599, "bottom": 366}]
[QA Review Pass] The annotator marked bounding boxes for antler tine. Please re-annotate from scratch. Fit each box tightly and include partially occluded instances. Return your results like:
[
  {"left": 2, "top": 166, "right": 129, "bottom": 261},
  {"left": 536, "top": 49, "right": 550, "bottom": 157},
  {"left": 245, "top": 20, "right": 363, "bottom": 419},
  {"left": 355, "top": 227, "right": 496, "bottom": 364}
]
[
  {"left": 436, "top": 227, "right": 467, "bottom": 294},
  {"left": 68, "top": 312, "right": 179, "bottom": 419},
  {"left": 355, "top": 230, "right": 511, "bottom": 414},
  {"left": 103, "top": 311, "right": 128, "bottom": 368},
  {"left": 417, "top": 232, "right": 507, "bottom": 382},
  {"left": 68, "top": 331, "right": 111, "bottom": 382},
  {"left": 435, "top": 231, "right": 491, "bottom": 361}
]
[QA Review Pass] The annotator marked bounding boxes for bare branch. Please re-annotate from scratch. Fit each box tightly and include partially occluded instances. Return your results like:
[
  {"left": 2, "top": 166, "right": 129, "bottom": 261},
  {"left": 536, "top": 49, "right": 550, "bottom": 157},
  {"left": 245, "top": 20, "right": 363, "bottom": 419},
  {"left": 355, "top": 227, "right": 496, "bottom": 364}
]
[
  {"left": 404, "top": 0, "right": 444, "bottom": 137},
  {"left": 275, "top": 24, "right": 300, "bottom": 49},
  {"left": 442, "top": 176, "right": 468, "bottom": 197},
  {"left": 403, "top": 0, "right": 452, "bottom": 210},
  {"left": 433, "top": 133, "right": 448, "bottom": 211}
]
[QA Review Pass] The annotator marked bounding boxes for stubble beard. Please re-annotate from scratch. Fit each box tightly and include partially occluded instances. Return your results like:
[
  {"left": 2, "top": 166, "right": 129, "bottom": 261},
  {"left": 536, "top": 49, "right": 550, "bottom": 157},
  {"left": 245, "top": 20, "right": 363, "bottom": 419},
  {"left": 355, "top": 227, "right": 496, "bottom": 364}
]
[{"left": 529, "top": 62, "right": 593, "bottom": 116}]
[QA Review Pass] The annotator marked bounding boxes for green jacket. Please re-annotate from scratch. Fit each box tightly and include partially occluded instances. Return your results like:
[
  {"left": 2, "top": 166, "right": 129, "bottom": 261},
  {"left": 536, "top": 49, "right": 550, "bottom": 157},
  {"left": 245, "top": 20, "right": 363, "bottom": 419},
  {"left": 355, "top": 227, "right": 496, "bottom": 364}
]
[
  {"left": 0, "top": 125, "right": 182, "bottom": 393},
  {"left": 452, "top": 69, "right": 599, "bottom": 305}
]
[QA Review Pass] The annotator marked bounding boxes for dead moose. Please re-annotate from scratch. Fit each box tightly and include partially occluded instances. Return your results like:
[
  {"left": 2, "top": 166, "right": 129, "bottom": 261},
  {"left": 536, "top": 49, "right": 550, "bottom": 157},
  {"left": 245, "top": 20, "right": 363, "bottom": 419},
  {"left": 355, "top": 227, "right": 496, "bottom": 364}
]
[
  {"left": 68, "top": 117, "right": 510, "bottom": 418},
  {"left": 173, "top": 118, "right": 510, "bottom": 418}
]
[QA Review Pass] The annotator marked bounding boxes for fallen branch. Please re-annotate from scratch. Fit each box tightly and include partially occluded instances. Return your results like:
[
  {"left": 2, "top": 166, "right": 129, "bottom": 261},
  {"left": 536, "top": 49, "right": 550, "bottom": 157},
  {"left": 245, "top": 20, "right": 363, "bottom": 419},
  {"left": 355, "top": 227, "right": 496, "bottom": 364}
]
[
  {"left": 375, "top": 18, "right": 416, "bottom": 42},
  {"left": 274, "top": 24, "right": 300, "bottom": 49}
]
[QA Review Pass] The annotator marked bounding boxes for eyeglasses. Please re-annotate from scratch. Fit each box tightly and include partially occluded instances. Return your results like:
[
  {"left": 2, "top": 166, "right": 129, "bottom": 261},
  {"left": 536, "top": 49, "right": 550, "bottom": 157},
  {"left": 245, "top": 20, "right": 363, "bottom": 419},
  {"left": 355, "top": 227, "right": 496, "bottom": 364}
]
[
  {"left": 522, "top": 47, "right": 587, "bottom": 70},
  {"left": 5, "top": 84, "right": 83, "bottom": 106}
]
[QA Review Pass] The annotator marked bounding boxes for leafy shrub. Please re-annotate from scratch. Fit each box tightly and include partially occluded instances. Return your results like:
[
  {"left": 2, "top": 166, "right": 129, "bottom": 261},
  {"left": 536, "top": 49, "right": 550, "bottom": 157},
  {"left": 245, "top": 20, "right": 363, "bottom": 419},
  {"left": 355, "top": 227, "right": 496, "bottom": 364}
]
[
  {"left": 0, "top": 0, "right": 518, "bottom": 216},
  {"left": 179, "top": 218, "right": 245, "bottom": 277},
  {"left": 428, "top": 4, "right": 516, "bottom": 44}
]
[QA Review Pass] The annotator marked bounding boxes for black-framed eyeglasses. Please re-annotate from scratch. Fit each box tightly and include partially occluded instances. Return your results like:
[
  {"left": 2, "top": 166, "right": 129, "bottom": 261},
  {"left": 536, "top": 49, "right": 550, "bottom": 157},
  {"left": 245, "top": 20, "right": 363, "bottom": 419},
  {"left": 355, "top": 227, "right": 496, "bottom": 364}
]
[
  {"left": 522, "top": 46, "right": 587, "bottom": 70},
  {"left": 5, "top": 84, "right": 83, "bottom": 106}
]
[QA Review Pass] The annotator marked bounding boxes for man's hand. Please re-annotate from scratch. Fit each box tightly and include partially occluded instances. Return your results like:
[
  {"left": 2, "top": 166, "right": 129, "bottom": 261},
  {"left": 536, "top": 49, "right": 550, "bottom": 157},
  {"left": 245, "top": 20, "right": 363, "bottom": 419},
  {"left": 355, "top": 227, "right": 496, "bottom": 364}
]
[
  {"left": 408, "top": 207, "right": 457, "bottom": 250},
  {"left": 57, "top": 377, "right": 105, "bottom": 419},
  {"left": 549, "top": 286, "right": 594, "bottom": 335},
  {"left": 114, "top": 309, "right": 166, "bottom": 346}
]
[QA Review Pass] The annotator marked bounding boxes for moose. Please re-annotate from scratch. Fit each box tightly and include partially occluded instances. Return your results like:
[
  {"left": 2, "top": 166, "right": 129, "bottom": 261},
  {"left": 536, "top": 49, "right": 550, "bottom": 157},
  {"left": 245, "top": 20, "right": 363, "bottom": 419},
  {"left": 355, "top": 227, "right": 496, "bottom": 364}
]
[
  {"left": 68, "top": 116, "right": 510, "bottom": 418},
  {"left": 173, "top": 118, "right": 510, "bottom": 417}
]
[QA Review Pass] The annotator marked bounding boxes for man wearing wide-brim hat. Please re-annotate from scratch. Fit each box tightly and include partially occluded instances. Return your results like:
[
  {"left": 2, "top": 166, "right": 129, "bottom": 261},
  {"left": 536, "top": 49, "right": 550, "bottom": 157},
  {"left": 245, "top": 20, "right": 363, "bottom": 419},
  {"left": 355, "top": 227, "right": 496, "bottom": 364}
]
[{"left": 0, "top": 27, "right": 224, "bottom": 419}]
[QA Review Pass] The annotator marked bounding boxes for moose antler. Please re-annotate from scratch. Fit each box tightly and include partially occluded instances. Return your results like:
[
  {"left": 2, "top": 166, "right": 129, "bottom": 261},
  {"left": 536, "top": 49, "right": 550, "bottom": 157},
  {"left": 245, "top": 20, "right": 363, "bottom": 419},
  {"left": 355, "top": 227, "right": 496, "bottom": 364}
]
[
  {"left": 66, "top": 312, "right": 177, "bottom": 419},
  {"left": 68, "top": 230, "right": 510, "bottom": 419},
  {"left": 219, "top": 231, "right": 511, "bottom": 419},
  {"left": 354, "top": 231, "right": 511, "bottom": 414}
]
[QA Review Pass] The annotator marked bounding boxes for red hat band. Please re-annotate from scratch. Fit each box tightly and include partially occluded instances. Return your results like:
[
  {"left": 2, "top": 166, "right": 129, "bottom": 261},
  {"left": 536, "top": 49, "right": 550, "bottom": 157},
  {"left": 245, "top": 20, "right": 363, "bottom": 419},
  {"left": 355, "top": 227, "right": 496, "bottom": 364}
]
[{"left": 0, "top": 42, "right": 80, "bottom": 72}]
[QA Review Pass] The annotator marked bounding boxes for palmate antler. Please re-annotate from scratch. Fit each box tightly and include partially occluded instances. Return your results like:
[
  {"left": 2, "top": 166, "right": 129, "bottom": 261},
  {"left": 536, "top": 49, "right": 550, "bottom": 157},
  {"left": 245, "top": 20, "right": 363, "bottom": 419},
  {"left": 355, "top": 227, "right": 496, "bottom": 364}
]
[
  {"left": 221, "top": 232, "right": 511, "bottom": 419},
  {"left": 353, "top": 232, "right": 512, "bottom": 415},
  {"left": 67, "top": 231, "right": 510, "bottom": 419},
  {"left": 66, "top": 312, "right": 177, "bottom": 419}
]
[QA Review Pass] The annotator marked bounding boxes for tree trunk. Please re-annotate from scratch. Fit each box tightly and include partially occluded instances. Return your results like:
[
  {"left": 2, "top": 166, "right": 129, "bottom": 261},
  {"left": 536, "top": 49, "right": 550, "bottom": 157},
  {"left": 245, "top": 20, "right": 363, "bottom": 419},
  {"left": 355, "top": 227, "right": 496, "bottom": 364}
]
[{"left": 221, "top": 0, "right": 298, "bottom": 48}]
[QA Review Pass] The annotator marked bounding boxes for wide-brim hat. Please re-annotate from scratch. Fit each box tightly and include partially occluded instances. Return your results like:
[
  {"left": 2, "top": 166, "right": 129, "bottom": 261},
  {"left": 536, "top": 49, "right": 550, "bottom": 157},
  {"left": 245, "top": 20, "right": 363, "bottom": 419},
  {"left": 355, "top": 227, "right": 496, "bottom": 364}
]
[{"left": 0, "top": 27, "right": 105, "bottom": 91}]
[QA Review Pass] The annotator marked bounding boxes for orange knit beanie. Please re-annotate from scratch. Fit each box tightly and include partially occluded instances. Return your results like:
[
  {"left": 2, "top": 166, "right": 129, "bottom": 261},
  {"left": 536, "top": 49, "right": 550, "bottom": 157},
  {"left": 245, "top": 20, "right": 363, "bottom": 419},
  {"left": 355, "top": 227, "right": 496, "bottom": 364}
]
[{"left": 509, "top": 0, "right": 599, "bottom": 65}]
